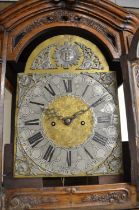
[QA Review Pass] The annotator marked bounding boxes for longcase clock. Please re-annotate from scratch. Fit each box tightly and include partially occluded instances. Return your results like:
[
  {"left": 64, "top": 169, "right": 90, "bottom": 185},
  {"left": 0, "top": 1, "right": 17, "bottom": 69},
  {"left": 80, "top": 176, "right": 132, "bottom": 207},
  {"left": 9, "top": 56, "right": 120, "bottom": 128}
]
[{"left": 0, "top": 0, "right": 139, "bottom": 210}]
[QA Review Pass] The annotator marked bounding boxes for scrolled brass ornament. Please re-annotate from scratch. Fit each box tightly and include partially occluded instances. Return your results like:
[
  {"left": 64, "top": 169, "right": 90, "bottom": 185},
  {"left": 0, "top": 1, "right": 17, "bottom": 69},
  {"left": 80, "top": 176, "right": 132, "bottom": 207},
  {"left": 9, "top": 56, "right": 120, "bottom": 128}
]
[{"left": 25, "top": 35, "right": 109, "bottom": 74}]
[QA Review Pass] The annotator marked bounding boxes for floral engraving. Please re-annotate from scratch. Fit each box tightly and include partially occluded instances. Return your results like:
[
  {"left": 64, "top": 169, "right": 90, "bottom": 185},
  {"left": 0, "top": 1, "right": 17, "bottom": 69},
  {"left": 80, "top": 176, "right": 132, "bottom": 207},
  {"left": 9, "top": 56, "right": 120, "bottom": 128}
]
[
  {"left": 7, "top": 195, "right": 58, "bottom": 210},
  {"left": 31, "top": 39, "right": 104, "bottom": 70},
  {"left": 82, "top": 190, "right": 129, "bottom": 203},
  {"left": 13, "top": 11, "right": 117, "bottom": 51}
]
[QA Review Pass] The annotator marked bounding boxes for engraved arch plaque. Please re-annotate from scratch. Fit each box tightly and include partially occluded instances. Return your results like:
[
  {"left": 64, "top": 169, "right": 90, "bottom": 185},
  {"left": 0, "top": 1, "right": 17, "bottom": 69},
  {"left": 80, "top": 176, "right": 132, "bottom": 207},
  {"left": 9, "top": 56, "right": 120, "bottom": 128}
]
[{"left": 25, "top": 35, "right": 109, "bottom": 73}]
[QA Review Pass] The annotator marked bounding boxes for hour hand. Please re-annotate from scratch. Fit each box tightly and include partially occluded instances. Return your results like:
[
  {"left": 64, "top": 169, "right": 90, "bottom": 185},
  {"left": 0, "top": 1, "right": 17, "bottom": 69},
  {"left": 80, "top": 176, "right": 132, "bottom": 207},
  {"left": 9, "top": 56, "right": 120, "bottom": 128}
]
[
  {"left": 71, "top": 109, "right": 88, "bottom": 118},
  {"left": 42, "top": 108, "right": 63, "bottom": 120}
]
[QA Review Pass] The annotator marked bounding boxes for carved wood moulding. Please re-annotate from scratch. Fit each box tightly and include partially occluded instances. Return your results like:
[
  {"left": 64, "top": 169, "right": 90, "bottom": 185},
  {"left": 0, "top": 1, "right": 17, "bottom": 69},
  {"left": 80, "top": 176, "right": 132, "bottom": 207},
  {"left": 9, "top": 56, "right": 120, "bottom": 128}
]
[
  {"left": 128, "top": 30, "right": 139, "bottom": 61},
  {"left": 5, "top": 184, "right": 137, "bottom": 210},
  {"left": 0, "top": 0, "right": 138, "bottom": 31},
  {"left": 9, "top": 10, "right": 120, "bottom": 61},
  {"left": 131, "top": 60, "right": 139, "bottom": 89},
  {"left": 0, "top": 0, "right": 138, "bottom": 61},
  {"left": 12, "top": 11, "right": 118, "bottom": 49}
]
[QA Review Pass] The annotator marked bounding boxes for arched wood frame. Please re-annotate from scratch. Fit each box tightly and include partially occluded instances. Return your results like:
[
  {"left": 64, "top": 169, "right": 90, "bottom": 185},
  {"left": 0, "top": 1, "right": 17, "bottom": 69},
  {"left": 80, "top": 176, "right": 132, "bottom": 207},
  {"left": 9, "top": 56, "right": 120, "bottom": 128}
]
[
  {"left": 0, "top": 0, "right": 138, "bottom": 61},
  {"left": 10, "top": 23, "right": 119, "bottom": 62},
  {"left": 0, "top": 0, "right": 139, "bottom": 209}
]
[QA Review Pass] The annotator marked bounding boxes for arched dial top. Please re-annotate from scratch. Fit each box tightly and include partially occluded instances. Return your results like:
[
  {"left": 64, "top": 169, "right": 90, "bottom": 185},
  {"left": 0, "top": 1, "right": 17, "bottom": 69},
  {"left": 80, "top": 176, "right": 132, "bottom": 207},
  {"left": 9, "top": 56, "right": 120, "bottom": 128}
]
[
  {"left": 25, "top": 35, "right": 109, "bottom": 74},
  {"left": 14, "top": 72, "right": 122, "bottom": 177}
]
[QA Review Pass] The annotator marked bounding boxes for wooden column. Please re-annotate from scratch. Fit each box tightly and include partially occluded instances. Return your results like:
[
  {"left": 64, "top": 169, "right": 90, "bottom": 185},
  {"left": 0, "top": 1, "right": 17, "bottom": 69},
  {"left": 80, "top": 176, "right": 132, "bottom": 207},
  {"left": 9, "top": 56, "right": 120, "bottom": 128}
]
[
  {"left": 121, "top": 30, "right": 139, "bottom": 198},
  {"left": 121, "top": 55, "right": 138, "bottom": 185},
  {"left": 0, "top": 28, "right": 8, "bottom": 209},
  {"left": 128, "top": 59, "right": 139, "bottom": 191}
]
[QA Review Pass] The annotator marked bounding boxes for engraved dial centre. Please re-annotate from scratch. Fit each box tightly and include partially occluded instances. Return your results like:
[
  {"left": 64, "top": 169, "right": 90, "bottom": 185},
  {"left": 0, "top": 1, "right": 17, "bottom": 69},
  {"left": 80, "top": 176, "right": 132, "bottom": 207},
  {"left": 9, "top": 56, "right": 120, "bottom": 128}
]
[{"left": 42, "top": 96, "right": 93, "bottom": 148}]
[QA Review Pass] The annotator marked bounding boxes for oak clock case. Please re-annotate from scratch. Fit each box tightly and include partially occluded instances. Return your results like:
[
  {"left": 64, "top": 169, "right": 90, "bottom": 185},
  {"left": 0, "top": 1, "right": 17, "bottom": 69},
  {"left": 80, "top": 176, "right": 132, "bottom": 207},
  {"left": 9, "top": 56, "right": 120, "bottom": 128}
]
[{"left": 14, "top": 35, "right": 122, "bottom": 178}]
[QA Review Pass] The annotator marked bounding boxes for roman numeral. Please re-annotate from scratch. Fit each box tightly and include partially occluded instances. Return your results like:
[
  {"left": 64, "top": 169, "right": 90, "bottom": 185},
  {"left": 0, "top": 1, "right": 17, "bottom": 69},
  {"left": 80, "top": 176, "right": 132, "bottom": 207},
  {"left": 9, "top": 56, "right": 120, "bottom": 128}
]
[
  {"left": 67, "top": 151, "right": 71, "bottom": 167},
  {"left": 43, "top": 145, "right": 55, "bottom": 162},
  {"left": 97, "top": 116, "right": 111, "bottom": 123},
  {"left": 28, "top": 132, "right": 44, "bottom": 148},
  {"left": 63, "top": 80, "right": 72, "bottom": 93},
  {"left": 84, "top": 148, "right": 93, "bottom": 159},
  {"left": 82, "top": 85, "right": 89, "bottom": 97},
  {"left": 30, "top": 101, "right": 44, "bottom": 107},
  {"left": 44, "top": 84, "right": 56, "bottom": 96},
  {"left": 92, "top": 132, "right": 108, "bottom": 146},
  {"left": 25, "top": 119, "right": 39, "bottom": 125},
  {"left": 91, "top": 94, "right": 109, "bottom": 108}
]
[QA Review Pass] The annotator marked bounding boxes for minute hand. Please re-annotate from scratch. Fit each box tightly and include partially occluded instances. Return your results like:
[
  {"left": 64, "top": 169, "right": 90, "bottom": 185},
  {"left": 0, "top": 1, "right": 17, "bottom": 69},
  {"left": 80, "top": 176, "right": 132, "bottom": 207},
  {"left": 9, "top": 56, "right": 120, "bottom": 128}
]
[{"left": 70, "top": 94, "right": 111, "bottom": 119}]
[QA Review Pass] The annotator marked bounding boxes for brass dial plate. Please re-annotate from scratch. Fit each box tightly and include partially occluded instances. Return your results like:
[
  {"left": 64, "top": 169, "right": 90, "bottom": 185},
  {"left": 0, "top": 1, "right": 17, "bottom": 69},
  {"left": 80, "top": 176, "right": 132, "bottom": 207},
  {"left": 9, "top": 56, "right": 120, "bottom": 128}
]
[{"left": 14, "top": 72, "right": 122, "bottom": 177}]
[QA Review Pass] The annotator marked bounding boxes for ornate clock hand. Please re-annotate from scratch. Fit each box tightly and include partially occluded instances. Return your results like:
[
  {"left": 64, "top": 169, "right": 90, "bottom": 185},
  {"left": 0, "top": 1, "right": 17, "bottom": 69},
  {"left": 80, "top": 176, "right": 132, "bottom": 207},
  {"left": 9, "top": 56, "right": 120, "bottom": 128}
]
[
  {"left": 71, "top": 109, "right": 89, "bottom": 118},
  {"left": 43, "top": 108, "right": 63, "bottom": 120},
  {"left": 43, "top": 108, "right": 76, "bottom": 125},
  {"left": 69, "top": 93, "right": 111, "bottom": 120},
  {"left": 43, "top": 93, "right": 111, "bottom": 125}
]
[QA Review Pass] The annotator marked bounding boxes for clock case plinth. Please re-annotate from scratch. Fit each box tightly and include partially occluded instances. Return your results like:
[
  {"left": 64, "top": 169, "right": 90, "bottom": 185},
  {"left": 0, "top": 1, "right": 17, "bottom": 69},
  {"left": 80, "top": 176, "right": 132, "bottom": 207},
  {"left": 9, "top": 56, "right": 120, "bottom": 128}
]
[{"left": 0, "top": 0, "right": 139, "bottom": 209}]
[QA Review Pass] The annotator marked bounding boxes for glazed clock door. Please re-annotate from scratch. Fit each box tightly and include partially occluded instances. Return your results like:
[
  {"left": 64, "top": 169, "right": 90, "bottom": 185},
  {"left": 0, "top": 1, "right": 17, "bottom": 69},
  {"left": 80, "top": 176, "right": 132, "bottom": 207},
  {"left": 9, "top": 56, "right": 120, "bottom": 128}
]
[{"left": 14, "top": 35, "right": 123, "bottom": 178}]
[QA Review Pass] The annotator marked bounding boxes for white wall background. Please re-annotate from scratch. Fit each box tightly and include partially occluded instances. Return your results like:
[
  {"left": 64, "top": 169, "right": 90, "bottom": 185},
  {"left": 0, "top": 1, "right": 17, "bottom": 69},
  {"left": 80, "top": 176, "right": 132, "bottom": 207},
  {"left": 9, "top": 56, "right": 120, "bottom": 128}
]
[
  {"left": 2, "top": 0, "right": 139, "bottom": 8},
  {"left": 110, "top": 0, "right": 139, "bottom": 8},
  {"left": 118, "top": 85, "right": 128, "bottom": 142}
]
